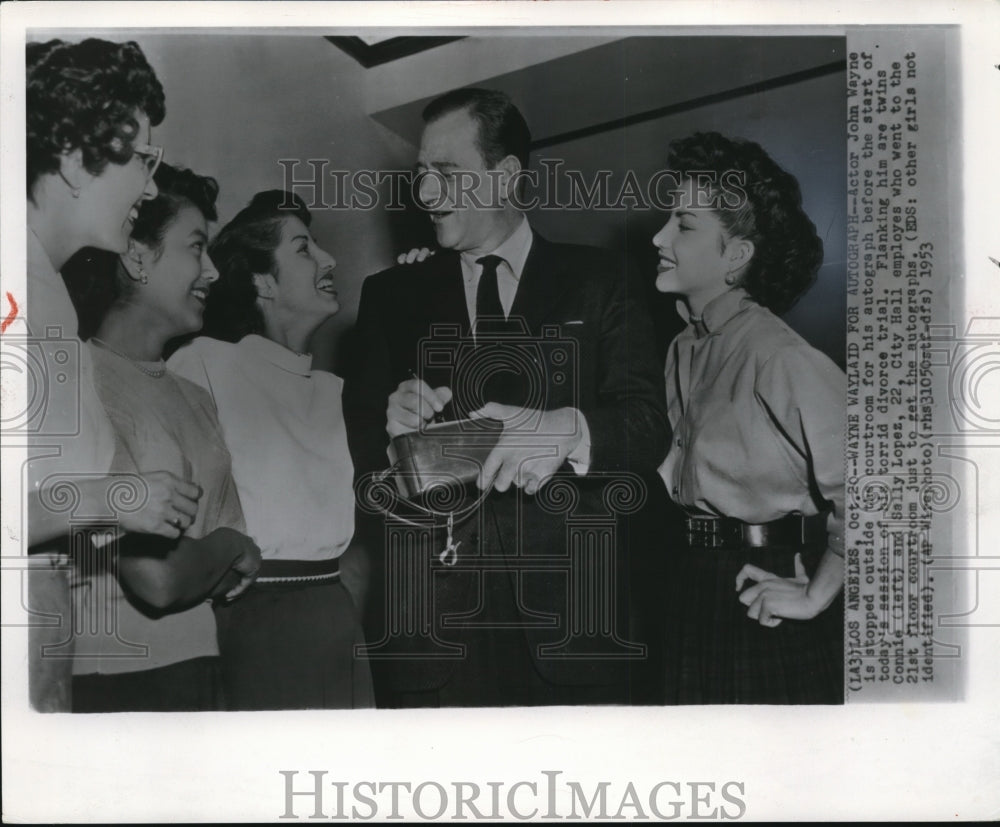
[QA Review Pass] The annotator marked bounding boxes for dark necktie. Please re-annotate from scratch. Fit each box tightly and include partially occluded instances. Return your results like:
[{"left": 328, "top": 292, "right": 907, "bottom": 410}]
[{"left": 474, "top": 254, "right": 507, "bottom": 337}]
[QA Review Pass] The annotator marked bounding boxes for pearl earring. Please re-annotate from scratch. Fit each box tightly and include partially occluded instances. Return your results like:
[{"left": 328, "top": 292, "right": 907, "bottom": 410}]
[{"left": 127, "top": 244, "right": 148, "bottom": 285}]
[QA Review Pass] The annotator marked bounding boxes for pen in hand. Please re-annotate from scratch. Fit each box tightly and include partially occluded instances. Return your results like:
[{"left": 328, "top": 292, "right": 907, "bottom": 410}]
[{"left": 410, "top": 369, "right": 445, "bottom": 425}]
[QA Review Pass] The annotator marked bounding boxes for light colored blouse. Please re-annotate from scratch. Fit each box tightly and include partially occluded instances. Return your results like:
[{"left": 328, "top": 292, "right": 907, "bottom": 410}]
[
  {"left": 168, "top": 335, "right": 355, "bottom": 562},
  {"left": 25, "top": 230, "right": 115, "bottom": 494},
  {"left": 657, "top": 288, "right": 845, "bottom": 556},
  {"left": 72, "top": 344, "right": 245, "bottom": 675}
]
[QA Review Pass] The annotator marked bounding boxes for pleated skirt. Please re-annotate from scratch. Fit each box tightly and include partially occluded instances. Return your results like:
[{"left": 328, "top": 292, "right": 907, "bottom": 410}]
[
  {"left": 662, "top": 540, "right": 844, "bottom": 705},
  {"left": 214, "top": 578, "right": 374, "bottom": 710}
]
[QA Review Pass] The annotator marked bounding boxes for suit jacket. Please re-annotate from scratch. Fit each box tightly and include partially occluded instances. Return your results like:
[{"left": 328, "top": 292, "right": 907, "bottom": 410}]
[{"left": 343, "top": 230, "right": 668, "bottom": 691}]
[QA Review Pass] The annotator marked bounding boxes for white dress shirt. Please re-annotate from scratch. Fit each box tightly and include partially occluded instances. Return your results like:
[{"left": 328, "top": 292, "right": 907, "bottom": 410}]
[{"left": 459, "top": 215, "right": 534, "bottom": 326}]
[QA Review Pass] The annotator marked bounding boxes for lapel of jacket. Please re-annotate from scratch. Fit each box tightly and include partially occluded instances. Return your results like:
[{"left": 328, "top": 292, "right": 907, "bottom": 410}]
[
  {"left": 508, "top": 230, "right": 575, "bottom": 333},
  {"left": 423, "top": 250, "right": 471, "bottom": 338}
]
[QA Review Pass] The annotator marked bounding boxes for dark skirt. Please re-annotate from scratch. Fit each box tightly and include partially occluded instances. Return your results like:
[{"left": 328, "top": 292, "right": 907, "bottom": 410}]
[
  {"left": 662, "top": 540, "right": 844, "bottom": 705},
  {"left": 214, "top": 578, "right": 374, "bottom": 710},
  {"left": 72, "top": 656, "right": 224, "bottom": 712}
]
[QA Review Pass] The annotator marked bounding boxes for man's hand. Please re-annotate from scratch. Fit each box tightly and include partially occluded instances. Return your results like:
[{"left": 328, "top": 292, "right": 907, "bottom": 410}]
[
  {"left": 386, "top": 379, "right": 453, "bottom": 437},
  {"left": 471, "top": 404, "right": 582, "bottom": 495},
  {"left": 119, "top": 471, "right": 203, "bottom": 539},
  {"left": 396, "top": 247, "right": 435, "bottom": 265}
]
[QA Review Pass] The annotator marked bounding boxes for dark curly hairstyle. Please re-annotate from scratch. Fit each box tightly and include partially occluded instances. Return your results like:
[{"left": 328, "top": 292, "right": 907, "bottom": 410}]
[
  {"left": 666, "top": 132, "right": 823, "bottom": 314},
  {"left": 27, "top": 38, "right": 166, "bottom": 200},
  {"left": 200, "top": 190, "right": 312, "bottom": 343},
  {"left": 63, "top": 162, "right": 220, "bottom": 340},
  {"left": 130, "top": 163, "right": 219, "bottom": 256}
]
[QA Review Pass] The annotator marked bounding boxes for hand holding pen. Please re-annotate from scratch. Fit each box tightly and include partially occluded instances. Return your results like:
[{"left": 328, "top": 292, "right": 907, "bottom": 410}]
[{"left": 385, "top": 371, "right": 453, "bottom": 437}]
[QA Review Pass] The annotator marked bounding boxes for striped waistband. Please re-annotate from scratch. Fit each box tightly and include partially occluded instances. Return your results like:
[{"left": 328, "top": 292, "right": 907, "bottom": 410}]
[{"left": 255, "top": 557, "right": 341, "bottom": 584}]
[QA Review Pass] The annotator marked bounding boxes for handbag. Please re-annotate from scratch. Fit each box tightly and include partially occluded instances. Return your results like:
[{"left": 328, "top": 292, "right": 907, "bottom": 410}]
[
  {"left": 372, "top": 417, "right": 504, "bottom": 565},
  {"left": 388, "top": 417, "right": 504, "bottom": 500}
]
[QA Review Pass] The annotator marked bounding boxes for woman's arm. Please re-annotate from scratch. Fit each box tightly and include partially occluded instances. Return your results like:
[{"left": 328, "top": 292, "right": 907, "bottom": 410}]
[
  {"left": 29, "top": 477, "right": 121, "bottom": 547},
  {"left": 117, "top": 527, "right": 261, "bottom": 615},
  {"left": 735, "top": 548, "right": 844, "bottom": 625},
  {"left": 29, "top": 470, "right": 203, "bottom": 547},
  {"left": 734, "top": 341, "right": 847, "bottom": 626}
]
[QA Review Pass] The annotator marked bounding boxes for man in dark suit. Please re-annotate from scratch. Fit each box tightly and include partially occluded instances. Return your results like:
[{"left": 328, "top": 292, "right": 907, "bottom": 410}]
[{"left": 343, "top": 88, "right": 668, "bottom": 707}]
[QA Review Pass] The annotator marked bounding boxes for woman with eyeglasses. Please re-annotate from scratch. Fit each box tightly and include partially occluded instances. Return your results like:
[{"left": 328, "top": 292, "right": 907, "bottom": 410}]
[
  {"left": 651, "top": 132, "right": 844, "bottom": 704},
  {"left": 168, "top": 191, "right": 373, "bottom": 710},
  {"left": 62, "top": 163, "right": 261, "bottom": 712},
  {"left": 25, "top": 38, "right": 209, "bottom": 711}
]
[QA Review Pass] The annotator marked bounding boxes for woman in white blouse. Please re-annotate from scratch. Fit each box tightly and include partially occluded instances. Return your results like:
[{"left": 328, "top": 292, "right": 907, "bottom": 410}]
[
  {"left": 652, "top": 132, "right": 845, "bottom": 704},
  {"left": 168, "top": 191, "right": 374, "bottom": 709}
]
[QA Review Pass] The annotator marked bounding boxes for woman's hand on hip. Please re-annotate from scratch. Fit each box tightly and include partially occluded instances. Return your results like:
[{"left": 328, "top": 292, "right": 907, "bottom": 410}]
[{"left": 734, "top": 553, "right": 823, "bottom": 627}]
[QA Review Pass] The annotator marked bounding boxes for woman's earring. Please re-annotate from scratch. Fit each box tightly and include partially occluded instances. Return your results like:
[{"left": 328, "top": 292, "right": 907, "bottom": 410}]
[
  {"left": 725, "top": 273, "right": 738, "bottom": 286},
  {"left": 129, "top": 249, "right": 148, "bottom": 285},
  {"left": 126, "top": 241, "right": 148, "bottom": 285},
  {"left": 58, "top": 170, "right": 80, "bottom": 198}
]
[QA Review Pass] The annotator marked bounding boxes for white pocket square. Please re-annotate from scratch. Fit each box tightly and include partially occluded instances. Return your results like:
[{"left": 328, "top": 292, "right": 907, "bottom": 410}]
[{"left": 562, "top": 320, "right": 584, "bottom": 326}]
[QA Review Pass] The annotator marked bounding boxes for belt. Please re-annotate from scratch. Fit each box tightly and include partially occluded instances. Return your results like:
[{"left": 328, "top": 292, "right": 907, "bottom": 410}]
[
  {"left": 254, "top": 557, "right": 340, "bottom": 584},
  {"left": 683, "top": 511, "right": 828, "bottom": 550}
]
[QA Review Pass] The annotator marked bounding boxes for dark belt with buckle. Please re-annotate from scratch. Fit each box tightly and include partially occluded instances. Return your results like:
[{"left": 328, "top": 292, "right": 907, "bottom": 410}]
[{"left": 683, "top": 511, "right": 829, "bottom": 549}]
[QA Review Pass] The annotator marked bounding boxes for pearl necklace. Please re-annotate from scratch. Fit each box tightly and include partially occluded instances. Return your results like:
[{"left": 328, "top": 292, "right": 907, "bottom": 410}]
[{"left": 91, "top": 338, "right": 167, "bottom": 378}]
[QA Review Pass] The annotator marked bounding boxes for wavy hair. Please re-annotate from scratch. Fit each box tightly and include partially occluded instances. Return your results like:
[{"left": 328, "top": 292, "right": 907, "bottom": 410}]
[
  {"left": 200, "top": 190, "right": 312, "bottom": 343},
  {"left": 423, "top": 87, "right": 531, "bottom": 171},
  {"left": 27, "top": 38, "right": 165, "bottom": 200},
  {"left": 63, "top": 163, "right": 219, "bottom": 339},
  {"left": 666, "top": 132, "right": 824, "bottom": 314}
]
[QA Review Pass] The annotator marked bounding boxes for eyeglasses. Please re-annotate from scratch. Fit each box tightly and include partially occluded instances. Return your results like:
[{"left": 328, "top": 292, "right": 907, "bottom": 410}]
[{"left": 132, "top": 142, "right": 163, "bottom": 179}]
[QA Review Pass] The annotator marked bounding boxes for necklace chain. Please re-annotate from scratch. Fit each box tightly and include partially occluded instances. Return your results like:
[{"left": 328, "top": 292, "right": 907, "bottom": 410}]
[{"left": 91, "top": 338, "right": 166, "bottom": 378}]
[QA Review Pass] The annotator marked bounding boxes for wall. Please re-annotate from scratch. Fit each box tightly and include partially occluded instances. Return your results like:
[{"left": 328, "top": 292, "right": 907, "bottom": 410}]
[
  {"left": 371, "top": 35, "right": 847, "bottom": 365},
  {"left": 529, "top": 69, "right": 847, "bottom": 365},
  {"left": 112, "top": 33, "right": 845, "bottom": 369},
  {"left": 126, "top": 32, "right": 418, "bottom": 368}
]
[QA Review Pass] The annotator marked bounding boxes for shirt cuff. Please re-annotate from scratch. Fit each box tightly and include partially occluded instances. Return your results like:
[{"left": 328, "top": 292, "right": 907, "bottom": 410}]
[{"left": 567, "top": 410, "right": 591, "bottom": 476}]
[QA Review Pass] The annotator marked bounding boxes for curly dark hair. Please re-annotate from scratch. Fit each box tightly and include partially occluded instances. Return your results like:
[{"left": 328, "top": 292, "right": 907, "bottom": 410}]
[
  {"left": 27, "top": 38, "right": 166, "bottom": 200},
  {"left": 666, "top": 132, "right": 823, "bottom": 314},
  {"left": 130, "top": 163, "right": 219, "bottom": 256},
  {"left": 62, "top": 162, "right": 219, "bottom": 340},
  {"left": 200, "top": 190, "right": 312, "bottom": 343}
]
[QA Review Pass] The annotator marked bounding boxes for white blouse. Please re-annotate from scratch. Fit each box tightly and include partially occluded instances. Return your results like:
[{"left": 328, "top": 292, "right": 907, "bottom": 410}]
[{"left": 168, "top": 335, "right": 355, "bottom": 562}]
